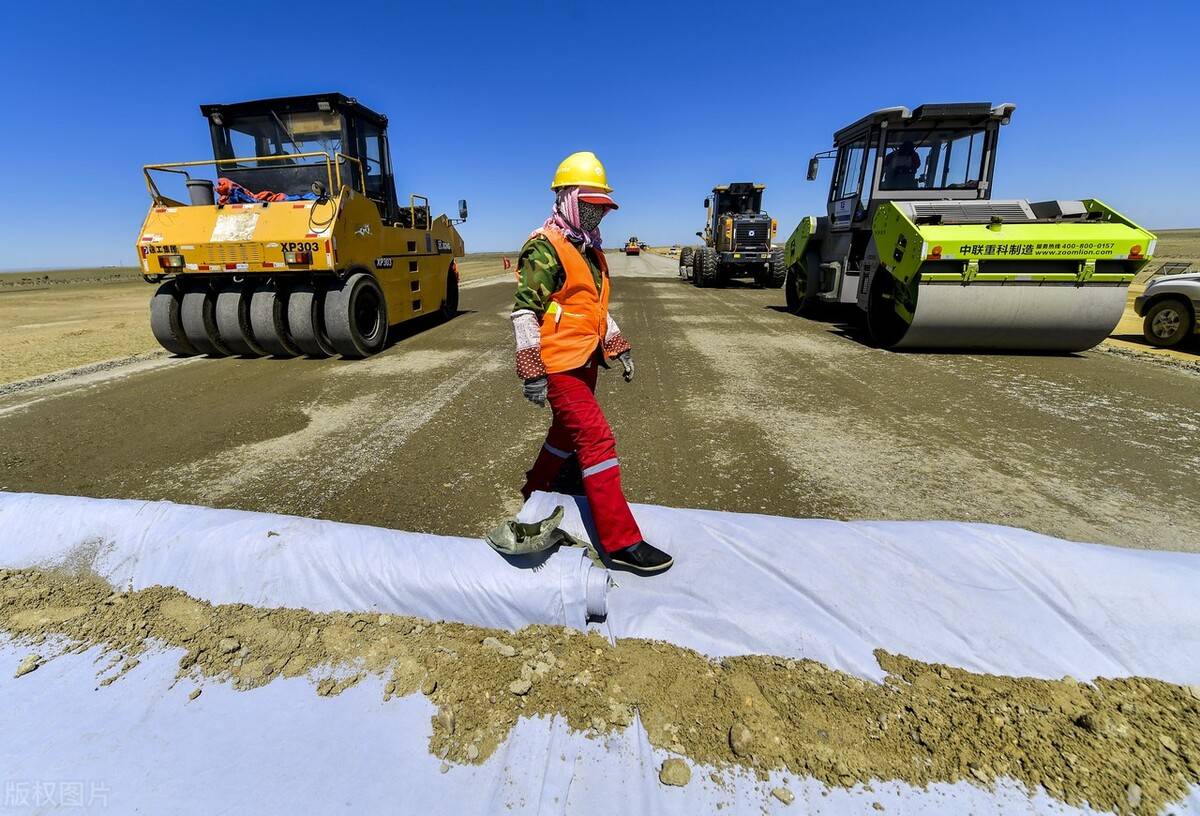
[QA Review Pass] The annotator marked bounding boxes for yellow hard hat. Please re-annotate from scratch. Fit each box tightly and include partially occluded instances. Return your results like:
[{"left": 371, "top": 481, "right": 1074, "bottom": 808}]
[{"left": 551, "top": 151, "right": 612, "bottom": 192}]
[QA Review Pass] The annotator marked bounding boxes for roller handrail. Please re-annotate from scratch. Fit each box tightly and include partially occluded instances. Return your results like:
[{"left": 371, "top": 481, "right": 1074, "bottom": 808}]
[{"left": 142, "top": 152, "right": 336, "bottom": 204}]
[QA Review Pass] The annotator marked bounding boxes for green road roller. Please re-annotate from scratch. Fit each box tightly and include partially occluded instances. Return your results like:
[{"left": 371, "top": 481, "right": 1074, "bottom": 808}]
[{"left": 783, "top": 102, "right": 1156, "bottom": 351}]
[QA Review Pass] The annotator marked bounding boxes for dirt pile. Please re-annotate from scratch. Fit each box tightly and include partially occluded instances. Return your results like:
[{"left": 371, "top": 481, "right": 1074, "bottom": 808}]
[{"left": 3, "top": 567, "right": 1198, "bottom": 814}]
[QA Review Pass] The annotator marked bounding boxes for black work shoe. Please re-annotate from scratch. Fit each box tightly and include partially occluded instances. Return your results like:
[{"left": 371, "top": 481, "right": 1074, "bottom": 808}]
[{"left": 608, "top": 541, "right": 674, "bottom": 576}]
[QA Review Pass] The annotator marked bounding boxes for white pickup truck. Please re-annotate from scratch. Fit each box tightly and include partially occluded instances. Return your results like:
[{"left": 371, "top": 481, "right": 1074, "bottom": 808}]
[{"left": 1135, "top": 264, "right": 1199, "bottom": 348}]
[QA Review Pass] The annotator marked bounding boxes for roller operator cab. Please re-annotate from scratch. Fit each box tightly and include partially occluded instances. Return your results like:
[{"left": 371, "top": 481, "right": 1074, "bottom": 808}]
[
  {"left": 783, "top": 103, "right": 1156, "bottom": 351},
  {"left": 137, "top": 93, "right": 468, "bottom": 359}
]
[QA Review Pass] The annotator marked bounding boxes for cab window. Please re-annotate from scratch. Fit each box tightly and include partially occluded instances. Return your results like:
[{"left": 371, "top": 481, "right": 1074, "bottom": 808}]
[
  {"left": 215, "top": 110, "right": 343, "bottom": 167},
  {"left": 836, "top": 140, "right": 866, "bottom": 200},
  {"left": 880, "top": 129, "right": 985, "bottom": 190}
]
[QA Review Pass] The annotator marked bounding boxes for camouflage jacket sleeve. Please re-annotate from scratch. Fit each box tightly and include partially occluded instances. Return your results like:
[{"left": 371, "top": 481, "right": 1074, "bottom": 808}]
[{"left": 512, "top": 237, "right": 563, "bottom": 317}]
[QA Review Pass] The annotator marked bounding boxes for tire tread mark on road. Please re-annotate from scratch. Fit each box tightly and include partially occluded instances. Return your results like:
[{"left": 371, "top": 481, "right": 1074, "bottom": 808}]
[{"left": 158, "top": 354, "right": 503, "bottom": 513}]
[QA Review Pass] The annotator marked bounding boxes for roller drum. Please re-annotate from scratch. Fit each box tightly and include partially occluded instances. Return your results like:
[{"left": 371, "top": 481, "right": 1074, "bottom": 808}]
[{"left": 892, "top": 282, "right": 1129, "bottom": 352}]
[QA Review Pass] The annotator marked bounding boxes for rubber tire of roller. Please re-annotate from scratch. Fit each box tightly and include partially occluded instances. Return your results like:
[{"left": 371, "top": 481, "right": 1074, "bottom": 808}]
[
  {"left": 695, "top": 247, "right": 719, "bottom": 288},
  {"left": 784, "top": 261, "right": 818, "bottom": 316},
  {"left": 180, "top": 288, "right": 231, "bottom": 357},
  {"left": 149, "top": 282, "right": 197, "bottom": 356},
  {"left": 249, "top": 285, "right": 301, "bottom": 358},
  {"left": 215, "top": 282, "right": 266, "bottom": 357},
  {"left": 324, "top": 272, "right": 388, "bottom": 359},
  {"left": 865, "top": 270, "right": 910, "bottom": 348},
  {"left": 287, "top": 282, "right": 337, "bottom": 358},
  {"left": 1142, "top": 297, "right": 1193, "bottom": 348},
  {"left": 440, "top": 264, "right": 459, "bottom": 319}
]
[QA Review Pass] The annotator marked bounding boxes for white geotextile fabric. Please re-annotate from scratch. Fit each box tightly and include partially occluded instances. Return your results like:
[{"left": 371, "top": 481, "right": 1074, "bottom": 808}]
[
  {"left": 1, "top": 490, "right": 1198, "bottom": 814},
  {"left": 0, "top": 492, "right": 605, "bottom": 630},
  {"left": 521, "top": 492, "right": 1200, "bottom": 685}
]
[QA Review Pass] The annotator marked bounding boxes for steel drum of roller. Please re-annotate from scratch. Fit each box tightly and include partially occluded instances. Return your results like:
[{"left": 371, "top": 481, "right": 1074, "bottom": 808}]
[{"left": 888, "top": 281, "right": 1129, "bottom": 352}]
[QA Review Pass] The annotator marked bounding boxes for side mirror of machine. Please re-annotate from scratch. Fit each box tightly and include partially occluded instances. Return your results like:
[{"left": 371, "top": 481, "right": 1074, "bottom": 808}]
[
  {"left": 695, "top": 231, "right": 703, "bottom": 238},
  {"left": 458, "top": 199, "right": 469, "bottom": 221},
  {"left": 311, "top": 181, "right": 327, "bottom": 200},
  {"left": 703, "top": 198, "right": 709, "bottom": 208},
  {"left": 806, "top": 157, "right": 820, "bottom": 181}
]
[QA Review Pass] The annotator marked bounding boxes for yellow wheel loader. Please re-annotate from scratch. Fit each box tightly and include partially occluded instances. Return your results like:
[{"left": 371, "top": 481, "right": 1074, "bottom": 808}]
[
  {"left": 137, "top": 93, "right": 467, "bottom": 359},
  {"left": 783, "top": 103, "right": 1156, "bottom": 351}
]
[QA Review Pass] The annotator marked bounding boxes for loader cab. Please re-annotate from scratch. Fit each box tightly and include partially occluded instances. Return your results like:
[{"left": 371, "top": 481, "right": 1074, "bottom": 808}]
[
  {"left": 711, "top": 184, "right": 764, "bottom": 217},
  {"left": 706, "top": 183, "right": 766, "bottom": 234},
  {"left": 202, "top": 93, "right": 411, "bottom": 226},
  {"left": 816, "top": 103, "right": 1014, "bottom": 232}
]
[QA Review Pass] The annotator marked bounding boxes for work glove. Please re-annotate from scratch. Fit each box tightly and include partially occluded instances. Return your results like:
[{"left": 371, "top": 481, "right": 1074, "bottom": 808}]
[
  {"left": 617, "top": 351, "right": 634, "bottom": 383},
  {"left": 523, "top": 376, "right": 548, "bottom": 407}
]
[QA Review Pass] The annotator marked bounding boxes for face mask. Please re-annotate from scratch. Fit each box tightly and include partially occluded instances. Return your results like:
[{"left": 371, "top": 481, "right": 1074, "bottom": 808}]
[{"left": 577, "top": 201, "right": 606, "bottom": 232}]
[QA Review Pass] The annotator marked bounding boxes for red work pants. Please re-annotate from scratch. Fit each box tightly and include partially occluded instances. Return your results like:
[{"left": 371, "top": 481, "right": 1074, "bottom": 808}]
[{"left": 521, "top": 362, "right": 643, "bottom": 554}]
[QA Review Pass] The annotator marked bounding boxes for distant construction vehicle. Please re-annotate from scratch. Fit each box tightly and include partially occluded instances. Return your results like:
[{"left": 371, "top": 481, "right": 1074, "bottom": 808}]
[
  {"left": 682, "top": 183, "right": 784, "bottom": 288},
  {"left": 137, "top": 93, "right": 467, "bottom": 359},
  {"left": 623, "top": 236, "right": 642, "bottom": 256},
  {"left": 782, "top": 102, "right": 1156, "bottom": 351}
]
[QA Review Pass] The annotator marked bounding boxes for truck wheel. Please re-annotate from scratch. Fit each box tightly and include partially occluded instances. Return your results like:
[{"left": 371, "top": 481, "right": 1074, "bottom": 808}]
[
  {"left": 767, "top": 248, "right": 787, "bottom": 288},
  {"left": 695, "top": 248, "right": 719, "bottom": 288},
  {"left": 249, "top": 284, "right": 301, "bottom": 358},
  {"left": 679, "top": 247, "right": 693, "bottom": 279},
  {"left": 180, "top": 287, "right": 231, "bottom": 357},
  {"left": 287, "top": 282, "right": 337, "bottom": 358},
  {"left": 325, "top": 272, "right": 388, "bottom": 359},
  {"left": 1142, "top": 298, "right": 1193, "bottom": 348},
  {"left": 440, "top": 263, "right": 460, "bottom": 319},
  {"left": 215, "top": 282, "right": 265, "bottom": 357},
  {"left": 150, "top": 282, "right": 198, "bottom": 356}
]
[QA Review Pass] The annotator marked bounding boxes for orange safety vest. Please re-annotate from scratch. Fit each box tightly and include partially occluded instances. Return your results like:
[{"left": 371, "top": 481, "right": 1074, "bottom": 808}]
[{"left": 535, "top": 228, "right": 611, "bottom": 374}]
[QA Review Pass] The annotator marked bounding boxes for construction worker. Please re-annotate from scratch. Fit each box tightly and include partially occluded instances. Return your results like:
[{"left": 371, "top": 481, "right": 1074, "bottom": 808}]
[{"left": 510, "top": 151, "right": 674, "bottom": 576}]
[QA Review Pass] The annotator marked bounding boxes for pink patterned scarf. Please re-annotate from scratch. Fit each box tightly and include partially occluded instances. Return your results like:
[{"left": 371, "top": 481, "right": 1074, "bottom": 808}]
[{"left": 537, "top": 186, "right": 602, "bottom": 249}]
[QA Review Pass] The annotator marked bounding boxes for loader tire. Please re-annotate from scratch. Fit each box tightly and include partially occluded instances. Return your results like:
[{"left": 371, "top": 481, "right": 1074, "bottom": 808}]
[
  {"left": 249, "top": 285, "right": 301, "bottom": 358},
  {"left": 695, "top": 248, "right": 719, "bottom": 288},
  {"left": 150, "top": 282, "right": 197, "bottom": 356},
  {"left": 325, "top": 272, "right": 388, "bottom": 359},
  {"left": 679, "top": 247, "right": 693, "bottom": 279},
  {"left": 180, "top": 287, "right": 231, "bottom": 357},
  {"left": 287, "top": 282, "right": 336, "bottom": 358},
  {"left": 215, "top": 283, "right": 265, "bottom": 357},
  {"left": 440, "top": 263, "right": 459, "bottom": 319},
  {"left": 766, "top": 248, "right": 787, "bottom": 288}
]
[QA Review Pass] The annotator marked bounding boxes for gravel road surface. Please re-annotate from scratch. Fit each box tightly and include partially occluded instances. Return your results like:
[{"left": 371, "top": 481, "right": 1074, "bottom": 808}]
[{"left": 2, "top": 251, "right": 1196, "bottom": 551}]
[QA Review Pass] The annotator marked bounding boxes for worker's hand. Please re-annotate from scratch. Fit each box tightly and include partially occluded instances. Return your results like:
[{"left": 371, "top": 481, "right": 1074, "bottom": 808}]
[
  {"left": 523, "top": 376, "right": 548, "bottom": 407},
  {"left": 617, "top": 351, "right": 634, "bottom": 383}
]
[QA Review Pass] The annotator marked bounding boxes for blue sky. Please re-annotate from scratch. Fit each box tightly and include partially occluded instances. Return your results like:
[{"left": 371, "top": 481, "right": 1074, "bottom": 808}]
[{"left": 1, "top": 0, "right": 1197, "bottom": 269}]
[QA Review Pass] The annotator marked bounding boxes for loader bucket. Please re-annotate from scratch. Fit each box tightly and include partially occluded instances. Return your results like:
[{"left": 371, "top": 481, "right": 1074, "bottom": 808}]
[{"left": 871, "top": 200, "right": 1156, "bottom": 352}]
